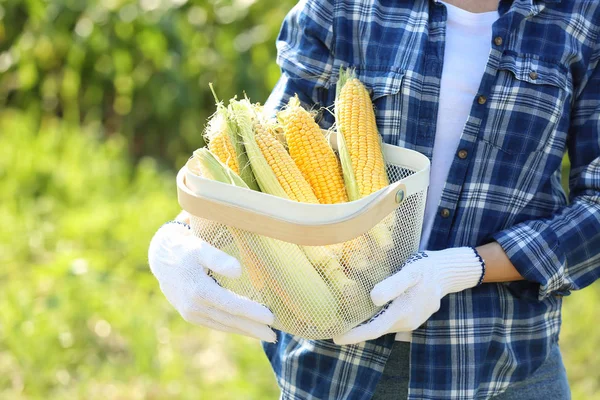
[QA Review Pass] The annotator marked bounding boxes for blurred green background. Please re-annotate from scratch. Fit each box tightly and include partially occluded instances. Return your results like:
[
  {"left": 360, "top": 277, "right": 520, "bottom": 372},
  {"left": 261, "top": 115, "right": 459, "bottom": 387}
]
[{"left": 0, "top": 0, "right": 597, "bottom": 399}]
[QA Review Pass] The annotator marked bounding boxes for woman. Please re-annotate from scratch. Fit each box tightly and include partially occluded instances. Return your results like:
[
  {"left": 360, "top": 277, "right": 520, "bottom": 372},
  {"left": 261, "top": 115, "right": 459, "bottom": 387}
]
[{"left": 148, "top": 0, "right": 600, "bottom": 398}]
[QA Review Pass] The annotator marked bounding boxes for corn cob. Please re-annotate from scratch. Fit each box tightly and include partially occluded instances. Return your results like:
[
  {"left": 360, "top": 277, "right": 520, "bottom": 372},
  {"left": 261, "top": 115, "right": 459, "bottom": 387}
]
[
  {"left": 253, "top": 115, "right": 368, "bottom": 319},
  {"left": 205, "top": 84, "right": 259, "bottom": 191},
  {"left": 225, "top": 220, "right": 304, "bottom": 324},
  {"left": 255, "top": 120, "right": 319, "bottom": 203},
  {"left": 335, "top": 68, "right": 389, "bottom": 199},
  {"left": 229, "top": 100, "right": 370, "bottom": 321},
  {"left": 225, "top": 229, "right": 305, "bottom": 329},
  {"left": 230, "top": 98, "right": 318, "bottom": 202},
  {"left": 335, "top": 68, "right": 394, "bottom": 251},
  {"left": 278, "top": 96, "right": 348, "bottom": 204},
  {"left": 230, "top": 100, "right": 327, "bottom": 257},
  {"left": 191, "top": 147, "right": 342, "bottom": 330},
  {"left": 236, "top": 238, "right": 266, "bottom": 291},
  {"left": 276, "top": 95, "right": 381, "bottom": 283},
  {"left": 206, "top": 110, "right": 239, "bottom": 173},
  {"left": 234, "top": 101, "right": 344, "bottom": 257}
]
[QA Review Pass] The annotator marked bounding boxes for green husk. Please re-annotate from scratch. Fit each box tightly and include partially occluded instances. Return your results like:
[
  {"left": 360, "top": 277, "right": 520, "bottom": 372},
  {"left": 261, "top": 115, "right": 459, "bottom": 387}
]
[
  {"left": 228, "top": 98, "right": 290, "bottom": 199},
  {"left": 205, "top": 84, "right": 259, "bottom": 191},
  {"left": 335, "top": 66, "right": 354, "bottom": 101},
  {"left": 336, "top": 128, "right": 361, "bottom": 201},
  {"left": 190, "top": 147, "right": 343, "bottom": 331},
  {"left": 335, "top": 68, "right": 360, "bottom": 200},
  {"left": 335, "top": 67, "right": 394, "bottom": 251},
  {"left": 229, "top": 98, "right": 370, "bottom": 316}
]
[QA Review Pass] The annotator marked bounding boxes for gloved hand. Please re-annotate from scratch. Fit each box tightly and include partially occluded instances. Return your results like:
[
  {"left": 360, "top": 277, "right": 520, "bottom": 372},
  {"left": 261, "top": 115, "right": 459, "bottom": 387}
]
[
  {"left": 148, "top": 220, "right": 276, "bottom": 342},
  {"left": 333, "top": 247, "right": 485, "bottom": 345}
]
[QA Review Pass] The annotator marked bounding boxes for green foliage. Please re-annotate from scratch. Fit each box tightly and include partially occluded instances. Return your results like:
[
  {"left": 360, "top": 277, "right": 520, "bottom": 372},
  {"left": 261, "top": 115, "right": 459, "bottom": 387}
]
[
  {"left": 0, "top": 0, "right": 598, "bottom": 398},
  {"left": 0, "top": 0, "right": 296, "bottom": 168},
  {"left": 563, "top": 290, "right": 600, "bottom": 400},
  {"left": 0, "top": 111, "right": 279, "bottom": 399}
]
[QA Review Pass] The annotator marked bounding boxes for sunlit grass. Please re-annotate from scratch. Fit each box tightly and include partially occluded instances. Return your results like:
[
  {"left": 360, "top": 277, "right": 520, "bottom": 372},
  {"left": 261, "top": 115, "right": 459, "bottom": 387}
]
[{"left": 0, "top": 111, "right": 278, "bottom": 399}]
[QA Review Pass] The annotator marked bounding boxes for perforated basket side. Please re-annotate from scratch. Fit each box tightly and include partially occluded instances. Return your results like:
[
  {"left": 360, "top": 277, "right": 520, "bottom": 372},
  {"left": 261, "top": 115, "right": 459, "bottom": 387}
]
[{"left": 188, "top": 160, "right": 427, "bottom": 339}]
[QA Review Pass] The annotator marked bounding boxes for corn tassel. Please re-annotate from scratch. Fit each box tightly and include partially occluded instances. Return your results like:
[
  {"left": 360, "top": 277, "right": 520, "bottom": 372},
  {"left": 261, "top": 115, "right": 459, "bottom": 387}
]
[{"left": 253, "top": 104, "right": 288, "bottom": 147}]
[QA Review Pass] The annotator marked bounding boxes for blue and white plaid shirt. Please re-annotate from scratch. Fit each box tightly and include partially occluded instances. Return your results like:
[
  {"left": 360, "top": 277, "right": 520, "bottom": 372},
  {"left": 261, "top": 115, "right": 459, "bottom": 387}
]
[{"left": 262, "top": 0, "right": 600, "bottom": 399}]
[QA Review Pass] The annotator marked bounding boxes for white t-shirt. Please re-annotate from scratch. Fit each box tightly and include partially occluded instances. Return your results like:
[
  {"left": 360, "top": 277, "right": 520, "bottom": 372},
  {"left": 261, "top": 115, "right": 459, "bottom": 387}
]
[
  {"left": 396, "top": 1, "right": 499, "bottom": 342},
  {"left": 419, "top": 3, "right": 499, "bottom": 250}
]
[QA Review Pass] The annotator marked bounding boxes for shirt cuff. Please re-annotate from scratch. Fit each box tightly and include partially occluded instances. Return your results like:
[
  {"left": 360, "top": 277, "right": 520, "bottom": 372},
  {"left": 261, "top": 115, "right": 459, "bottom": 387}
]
[
  {"left": 492, "top": 220, "right": 569, "bottom": 300},
  {"left": 394, "top": 331, "right": 412, "bottom": 342}
]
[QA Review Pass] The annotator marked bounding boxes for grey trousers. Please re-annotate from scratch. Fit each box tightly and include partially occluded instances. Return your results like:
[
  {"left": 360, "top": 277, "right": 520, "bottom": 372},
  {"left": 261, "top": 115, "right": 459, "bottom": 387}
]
[
  {"left": 371, "top": 341, "right": 410, "bottom": 399},
  {"left": 371, "top": 341, "right": 570, "bottom": 400}
]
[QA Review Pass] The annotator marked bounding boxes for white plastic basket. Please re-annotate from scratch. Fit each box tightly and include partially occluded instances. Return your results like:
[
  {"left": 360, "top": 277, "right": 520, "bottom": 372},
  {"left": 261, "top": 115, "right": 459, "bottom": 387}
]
[{"left": 177, "top": 143, "right": 429, "bottom": 339}]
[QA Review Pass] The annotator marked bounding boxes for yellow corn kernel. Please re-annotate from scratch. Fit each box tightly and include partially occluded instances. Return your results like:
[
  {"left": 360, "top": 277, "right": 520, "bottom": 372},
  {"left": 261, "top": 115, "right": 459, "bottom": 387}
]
[
  {"left": 336, "top": 68, "right": 389, "bottom": 200},
  {"left": 268, "top": 122, "right": 287, "bottom": 147},
  {"left": 336, "top": 68, "right": 393, "bottom": 251},
  {"left": 279, "top": 96, "right": 348, "bottom": 204},
  {"left": 205, "top": 83, "right": 241, "bottom": 175},
  {"left": 254, "top": 122, "right": 319, "bottom": 204},
  {"left": 207, "top": 124, "right": 240, "bottom": 174}
]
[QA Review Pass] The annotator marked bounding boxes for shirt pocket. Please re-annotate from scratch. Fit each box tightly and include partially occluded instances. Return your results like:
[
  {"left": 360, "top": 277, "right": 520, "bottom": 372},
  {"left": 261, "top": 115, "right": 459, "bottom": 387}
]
[
  {"left": 352, "top": 67, "right": 406, "bottom": 145},
  {"left": 481, "top": 54, "right": 570, "bottom": 155}
]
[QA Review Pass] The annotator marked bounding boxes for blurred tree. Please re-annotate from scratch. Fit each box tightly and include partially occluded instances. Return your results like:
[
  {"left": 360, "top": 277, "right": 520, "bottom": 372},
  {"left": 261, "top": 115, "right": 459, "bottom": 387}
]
[
  {"left": 0, "top": 0, "right": 297, "bottom": 168},
  {"left": 0, "top": 110, "right": 281, "bottom": 399},
  {"left": 2, "top": 2, "right": 595, "bottom": 399}
]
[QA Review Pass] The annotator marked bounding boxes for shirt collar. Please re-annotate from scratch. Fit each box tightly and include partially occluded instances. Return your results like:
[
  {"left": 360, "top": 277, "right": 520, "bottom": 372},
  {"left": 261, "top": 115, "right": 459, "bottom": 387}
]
[
  {"left": 432, "top": 0, "right": 560, "bottom": 19},
  {"left": 495, "top": 0, "right": 560, "bottom": 17},
  {"left": 433, "top": 0, "right": 561, "bottom": 6}
]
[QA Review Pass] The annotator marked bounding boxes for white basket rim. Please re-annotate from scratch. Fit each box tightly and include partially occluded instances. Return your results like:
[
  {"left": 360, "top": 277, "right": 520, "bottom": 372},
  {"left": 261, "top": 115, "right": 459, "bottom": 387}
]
[{"left": 177, "top": 144, "right": 429, "bottom": 245}]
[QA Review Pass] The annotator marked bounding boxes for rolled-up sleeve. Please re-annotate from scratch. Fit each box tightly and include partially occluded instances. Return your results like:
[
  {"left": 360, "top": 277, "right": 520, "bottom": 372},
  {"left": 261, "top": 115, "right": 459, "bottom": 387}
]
[
  {"left": 493, "top": 51, "right": 600, "bottom": 300},
  {"left": 264, "top": 0, "right": 336, "bottom": 120}
]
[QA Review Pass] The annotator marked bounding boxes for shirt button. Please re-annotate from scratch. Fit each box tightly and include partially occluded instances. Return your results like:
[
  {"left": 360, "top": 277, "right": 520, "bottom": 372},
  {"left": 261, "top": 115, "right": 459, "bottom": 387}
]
[
  {"left": 529, "top": 71, "right": 538, "bottom": 80},
  {"left": 494, "top": 36, "right": 503, "bottom": 46},
  {"left": 440, "top": 208, "right": 451, "bottom": 218},
  {"left": 457, "top": 149, "right": 468, "bottom": 159},
  {"left": 477, "top": 95, "right": 487, "bottom": 105}
]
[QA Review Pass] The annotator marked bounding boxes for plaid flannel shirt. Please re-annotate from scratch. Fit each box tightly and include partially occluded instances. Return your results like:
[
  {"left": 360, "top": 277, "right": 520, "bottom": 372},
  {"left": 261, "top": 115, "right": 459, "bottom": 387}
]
[{"left": 261, "top": 0, "right": 600, "bottom": 399}]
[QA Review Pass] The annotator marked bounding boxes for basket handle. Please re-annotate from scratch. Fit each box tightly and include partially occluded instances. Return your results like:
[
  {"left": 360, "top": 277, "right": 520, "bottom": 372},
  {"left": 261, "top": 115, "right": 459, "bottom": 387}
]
[{"left": 177, "top": 169, "right": 408, "bottom": 246}]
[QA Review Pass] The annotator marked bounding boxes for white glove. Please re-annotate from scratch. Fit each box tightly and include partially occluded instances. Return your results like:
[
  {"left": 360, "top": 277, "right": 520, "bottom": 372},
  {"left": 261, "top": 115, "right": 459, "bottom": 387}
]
[
  {"left": 333, "top": 247, "right": 485, "bottom": 345},
  {"left": 148, "top": 221, "right": 276, "bottom": 342}
]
